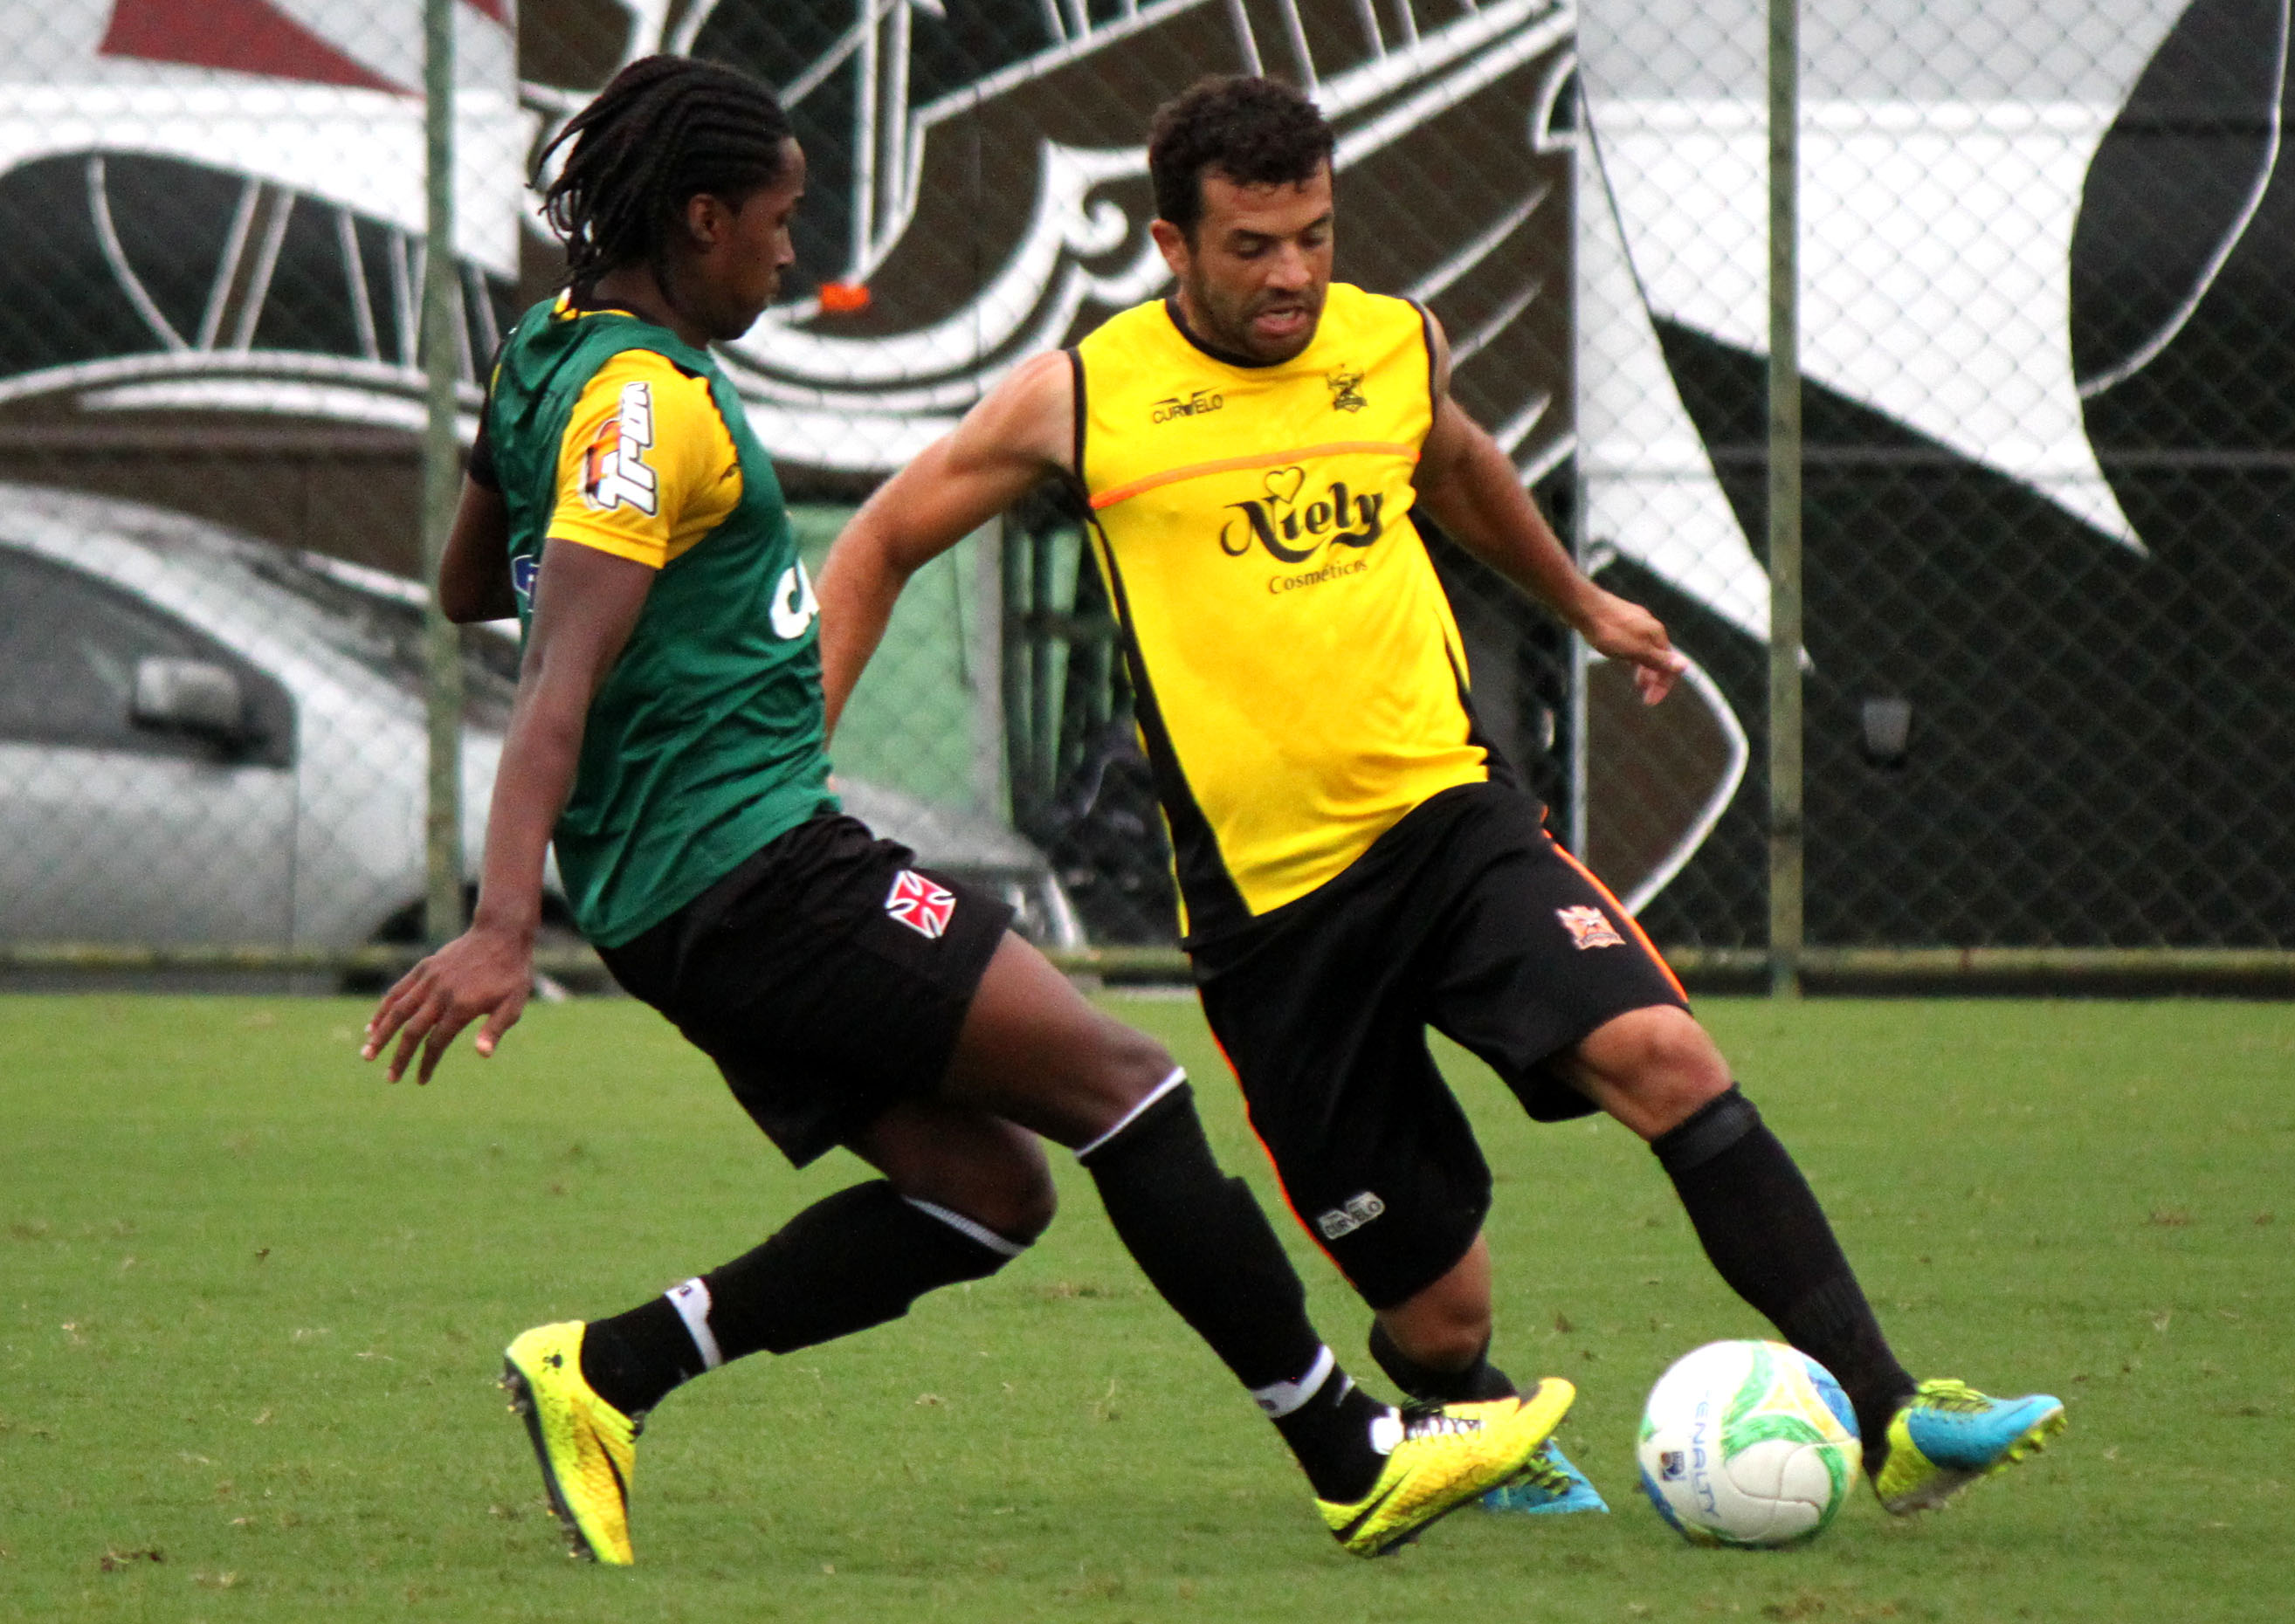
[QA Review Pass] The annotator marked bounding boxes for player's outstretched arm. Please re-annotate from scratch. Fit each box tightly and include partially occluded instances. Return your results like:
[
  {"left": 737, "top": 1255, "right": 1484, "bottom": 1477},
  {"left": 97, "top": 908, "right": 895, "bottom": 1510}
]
[
  {"left": 817, "top": 351, "right": 1074, "bottom": 735},
  {"left": 362, "top": 540, "right": 653, "bottom": 1084},
  {"left": 1412, "top": 314, "right": 1686, "bottom": 705}
]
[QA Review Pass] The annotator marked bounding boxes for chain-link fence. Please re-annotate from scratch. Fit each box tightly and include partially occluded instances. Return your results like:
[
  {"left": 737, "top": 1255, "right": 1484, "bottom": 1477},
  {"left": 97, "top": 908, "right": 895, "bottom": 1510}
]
[
  {"left": 2, "top": 1, "right": 2287, "bottom": 982},
  {"left": 1582, "top": 0, "right": 2295, "bottom": 960}
]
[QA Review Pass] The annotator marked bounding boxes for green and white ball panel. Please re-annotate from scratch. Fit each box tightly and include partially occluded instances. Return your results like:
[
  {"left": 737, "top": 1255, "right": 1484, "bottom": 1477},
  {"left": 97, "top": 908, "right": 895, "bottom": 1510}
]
[{"left": 1637, "top": 1338, "right": 1862, "bottom": 1547}]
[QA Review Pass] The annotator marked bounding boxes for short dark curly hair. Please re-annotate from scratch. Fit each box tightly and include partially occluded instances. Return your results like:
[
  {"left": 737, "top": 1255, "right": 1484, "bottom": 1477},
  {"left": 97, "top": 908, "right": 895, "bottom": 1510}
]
[{"left": 1148, "top": 76, "right": 1334, "bottom": 239}]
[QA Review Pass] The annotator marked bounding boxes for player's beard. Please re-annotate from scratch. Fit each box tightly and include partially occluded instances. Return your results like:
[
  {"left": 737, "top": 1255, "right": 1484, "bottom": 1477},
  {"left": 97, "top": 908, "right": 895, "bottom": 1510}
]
[{"left": 1188, "top": 272, "right": 1323, "bottom": 364}]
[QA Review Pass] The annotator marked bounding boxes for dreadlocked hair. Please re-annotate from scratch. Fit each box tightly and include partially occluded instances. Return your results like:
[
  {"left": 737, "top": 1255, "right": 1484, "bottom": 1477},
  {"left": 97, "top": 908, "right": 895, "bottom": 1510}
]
[
  {"left": 540, "top": 54, "right": 794, "bottom": 292},
  {"left": 1148, "top": 76, "right": 1334, "bottom": 239}
]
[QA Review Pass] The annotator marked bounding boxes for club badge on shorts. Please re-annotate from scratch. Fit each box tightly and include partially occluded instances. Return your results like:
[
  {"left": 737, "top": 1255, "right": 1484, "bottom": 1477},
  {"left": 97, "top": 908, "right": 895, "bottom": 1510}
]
[
  {"left": 885, "top": 870, "right": 957, "bottom": 939},
  {"left": 1556, "top": 905, "right": 1625, "bottom": 950}
]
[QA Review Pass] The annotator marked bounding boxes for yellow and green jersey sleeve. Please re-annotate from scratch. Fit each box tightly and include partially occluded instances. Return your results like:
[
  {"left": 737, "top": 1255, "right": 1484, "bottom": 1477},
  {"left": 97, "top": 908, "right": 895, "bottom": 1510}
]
[
  {"left": 547, "top": 348, "right": 742, "bottom": 569},
  {"left": 1073, "top": 284, "right": 1498, "bottom": 939}
]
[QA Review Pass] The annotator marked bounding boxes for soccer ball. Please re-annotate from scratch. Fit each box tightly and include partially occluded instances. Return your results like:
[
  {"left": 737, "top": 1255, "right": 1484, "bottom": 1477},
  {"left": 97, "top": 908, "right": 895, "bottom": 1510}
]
[{"left": 1637, "top": 1339, "right": 1862, "bottom": 1547}]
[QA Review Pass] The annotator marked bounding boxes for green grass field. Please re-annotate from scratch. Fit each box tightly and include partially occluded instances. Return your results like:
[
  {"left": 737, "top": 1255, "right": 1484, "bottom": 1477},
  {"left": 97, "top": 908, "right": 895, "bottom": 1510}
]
[{"left": 3, "top": 994, "right": 2287, "bottom": 1622}]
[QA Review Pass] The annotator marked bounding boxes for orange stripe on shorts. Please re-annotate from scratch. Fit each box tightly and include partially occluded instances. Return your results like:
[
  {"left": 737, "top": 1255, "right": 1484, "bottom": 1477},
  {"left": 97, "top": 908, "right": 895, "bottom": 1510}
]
[{"left": 1206, "top": 1022, "right": 1345, "bottom": 1269}]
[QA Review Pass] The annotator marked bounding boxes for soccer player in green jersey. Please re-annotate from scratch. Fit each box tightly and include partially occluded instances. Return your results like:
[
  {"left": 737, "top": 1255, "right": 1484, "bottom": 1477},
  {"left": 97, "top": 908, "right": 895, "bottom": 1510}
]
[{"left": 360, "top": 56, "right": 1574, "bottom": 1566}]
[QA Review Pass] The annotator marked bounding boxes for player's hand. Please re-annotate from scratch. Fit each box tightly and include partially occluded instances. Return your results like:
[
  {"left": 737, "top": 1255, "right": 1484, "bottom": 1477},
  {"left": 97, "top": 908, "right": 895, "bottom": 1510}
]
[
  {"left": 360, "top": 923, "right": 534, "bottom": 1084},
  {"left": 1575, "top": 587, "right": 1689, "bottom": 705}
]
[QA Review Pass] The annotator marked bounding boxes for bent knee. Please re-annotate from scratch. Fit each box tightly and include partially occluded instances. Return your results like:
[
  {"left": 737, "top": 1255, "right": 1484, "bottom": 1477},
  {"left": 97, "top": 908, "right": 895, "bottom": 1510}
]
[
  {"left": 1589, "top": 1007, "right": 1727, "bottom": 1091},
  {"left": 1569, "top": 1006, "right": 1731, "bottom": 1139},
  {"left": 1094, "top": 1019, "right": 1180, "bottom": 1101},
  {"left": 865, "top": 1109, "right": 1059, "bottom": 1243},
  {"left": 944, "top": 1135, "right": 1058, "bottom": 1242},
  {"left": 996, "top": 1153, "right": 1058, "bottom": 1242},
  {"left": 1059, "top": 1018, "right": 1181, "bottom": 1139}
]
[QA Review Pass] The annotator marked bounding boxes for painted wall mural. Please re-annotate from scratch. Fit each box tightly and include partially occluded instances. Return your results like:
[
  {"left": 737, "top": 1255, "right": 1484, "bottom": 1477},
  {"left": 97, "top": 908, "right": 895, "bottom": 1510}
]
[
  {"left": 0, "top": 0, "right": 2281, "bottom": 946},
  {"left": 1581, "top": 0, "right": 2292, "bottom": 946}
]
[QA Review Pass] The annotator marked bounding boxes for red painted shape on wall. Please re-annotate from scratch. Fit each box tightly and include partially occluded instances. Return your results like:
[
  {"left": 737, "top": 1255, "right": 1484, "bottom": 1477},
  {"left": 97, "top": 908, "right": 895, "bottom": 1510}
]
[{"left": 100, "top": 0, "right": 407, "bottom": 93}]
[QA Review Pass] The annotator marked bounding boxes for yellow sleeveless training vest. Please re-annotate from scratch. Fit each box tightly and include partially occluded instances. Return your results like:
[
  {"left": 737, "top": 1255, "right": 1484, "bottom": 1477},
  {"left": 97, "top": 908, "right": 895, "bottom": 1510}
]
[{"left": 1072, "top": 284, "right": 1496, "bottom": 939}]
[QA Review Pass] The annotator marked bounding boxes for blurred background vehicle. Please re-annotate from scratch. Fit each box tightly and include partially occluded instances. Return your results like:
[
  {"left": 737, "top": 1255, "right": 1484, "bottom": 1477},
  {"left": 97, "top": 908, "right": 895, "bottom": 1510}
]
[{"left": 0, "top": 485, "right": 1080, "bottom": 979}]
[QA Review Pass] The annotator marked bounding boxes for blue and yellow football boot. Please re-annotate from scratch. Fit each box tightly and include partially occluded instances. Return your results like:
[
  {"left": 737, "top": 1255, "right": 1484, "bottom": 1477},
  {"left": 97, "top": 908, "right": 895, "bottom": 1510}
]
[
  {"left": 501, "top": 1322, "right": 641, "bottom": 1564},
  {"left": 1319, "top": 1378, "right": 1576, "bottom": 1556},
  {"left": 1872, "top": 1378, "right": 2065, "bottom": 1514},
  {"left": 1482, "top": 1440, "right": 1609, "bottom": 1515}
]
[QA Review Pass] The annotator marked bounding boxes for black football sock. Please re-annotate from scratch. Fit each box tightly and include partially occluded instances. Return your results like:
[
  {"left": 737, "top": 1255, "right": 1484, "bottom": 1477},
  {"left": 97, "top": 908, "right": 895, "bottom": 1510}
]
[
  {"left": 577, "top": 1294, "right": 700, "bottom": 1417},
  {"left": 1076, "top": 1075, "right": 1385, "bottom": 1502},
  {"left": 1651, "top": 1086, "right": 1916, "bottom": 1454},
  {"left": 578, "top": 1180, "right": 1028, "bottom": 1418},
  {"left": 1261, "top": 1352, "right": 1392, "bottom": 1504},
  {"left": 1368, "top": 1319, "right": 1518, "bottom": 1403}
]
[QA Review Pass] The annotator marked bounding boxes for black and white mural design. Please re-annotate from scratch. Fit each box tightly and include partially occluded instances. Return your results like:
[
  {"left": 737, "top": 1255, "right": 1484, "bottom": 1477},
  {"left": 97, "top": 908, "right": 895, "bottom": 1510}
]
[
  {"left": 1580, "top": 0, "right": 2292, "bottom": 946},
  {"left": 0, "top": 0, "right": 522, "bottom": 435},
  {"left": 2, "top": 0, "right": 2282, "bottom": 945}
]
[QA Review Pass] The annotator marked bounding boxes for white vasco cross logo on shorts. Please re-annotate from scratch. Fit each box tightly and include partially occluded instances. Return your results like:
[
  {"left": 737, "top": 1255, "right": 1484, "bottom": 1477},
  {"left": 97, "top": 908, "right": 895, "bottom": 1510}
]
[
  {"left": 884, "top": 870, "right": 956, "bottom": 939},
  {"left": 582, "top": 381, "right": 660, "bottom": 514},
  {"left": 1315, "top": 1191, "right": 1385, "bottom": 1240},
  {"left": 1556, "top": 905, "right": 1625, "bottom": 950}
]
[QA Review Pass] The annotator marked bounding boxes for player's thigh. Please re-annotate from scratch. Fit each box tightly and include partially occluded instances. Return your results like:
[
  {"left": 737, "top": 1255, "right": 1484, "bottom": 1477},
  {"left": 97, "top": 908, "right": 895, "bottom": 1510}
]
[
  {"left": 1424, "top": 822, "right": 1690, "bottom": 1125},
  {"left": 845, "top": 1096, "right": 1058, "bottom": 1241},
  {"left": 600, "top": 815, "right": 1025, "bottom": 1168},
  {"left": 937, "top": 932, "right": 1175, "bottom": 1148}
]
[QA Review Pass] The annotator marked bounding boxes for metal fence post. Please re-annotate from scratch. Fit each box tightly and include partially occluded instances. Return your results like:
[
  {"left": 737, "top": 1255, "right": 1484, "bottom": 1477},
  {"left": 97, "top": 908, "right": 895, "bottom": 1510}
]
[
  {"left": 420, "top": 0, "right": 465, "bottom": 948},
  {"left": 1767, "top": 0, "right": 1804, "bottom": 997}
]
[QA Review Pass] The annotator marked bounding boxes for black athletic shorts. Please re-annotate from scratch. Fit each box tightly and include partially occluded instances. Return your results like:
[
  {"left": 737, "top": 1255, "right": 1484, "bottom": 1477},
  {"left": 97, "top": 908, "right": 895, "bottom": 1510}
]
[
  {"left": 1192, "top": 781, "right": 1687, "bottom": 1310},
  {"left": 597, "top": 812, "right": 1015, "bottom": 1166}
]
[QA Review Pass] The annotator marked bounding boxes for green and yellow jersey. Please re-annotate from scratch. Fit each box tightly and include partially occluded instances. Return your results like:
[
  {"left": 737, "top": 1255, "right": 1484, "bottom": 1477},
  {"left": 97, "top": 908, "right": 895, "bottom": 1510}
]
[
  {"left": 1072, "top": 283, "right": 1502, "bottom": 940},
  {"left": 479, "top": 294, "right": 833, "bottom": 948}
]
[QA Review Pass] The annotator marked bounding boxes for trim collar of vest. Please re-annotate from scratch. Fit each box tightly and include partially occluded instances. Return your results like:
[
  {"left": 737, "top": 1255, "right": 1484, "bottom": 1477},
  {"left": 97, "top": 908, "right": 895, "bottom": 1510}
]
[{"left": 1161, "top": 296, "right": 1294, "bottom": 370}]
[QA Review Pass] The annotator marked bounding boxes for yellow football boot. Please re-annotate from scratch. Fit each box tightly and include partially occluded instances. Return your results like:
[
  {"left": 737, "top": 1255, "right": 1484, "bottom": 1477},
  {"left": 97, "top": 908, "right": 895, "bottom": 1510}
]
[
  {"left": 501, "top": 1321, "right": 640, "bottom": 1564},
  {"left": 1319, "top": 1377, "right": 1576, "bottom": 1556}
]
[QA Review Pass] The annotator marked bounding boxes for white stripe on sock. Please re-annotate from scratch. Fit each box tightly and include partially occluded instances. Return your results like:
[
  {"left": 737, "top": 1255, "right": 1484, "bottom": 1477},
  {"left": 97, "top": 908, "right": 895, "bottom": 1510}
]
[
  {"left": 1250, "top": 1344, "right": 1336, "bottom": 1418},
  {"left": 665, "top": 1276, "right": 723, "bottom": 1371},
  {"left": 903, "top": 1196, "right": 1027, "bottom": 1258},
  {"left": 1073, "top": 1067, "right": 1189, "bottom": 1161}
]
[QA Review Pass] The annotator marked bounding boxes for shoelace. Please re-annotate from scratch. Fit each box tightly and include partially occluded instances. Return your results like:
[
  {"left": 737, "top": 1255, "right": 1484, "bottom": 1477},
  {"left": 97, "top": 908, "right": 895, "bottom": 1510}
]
[
  {"left": 1510, "top": 1446, "right": 1572, "bottom": 1495},
  {"left": 1397, "top": 1401, "right": 1487, "bottom": 1442},
  {"left": 1913, "top": 1379, "right": 1992, "bottom": 1415}
]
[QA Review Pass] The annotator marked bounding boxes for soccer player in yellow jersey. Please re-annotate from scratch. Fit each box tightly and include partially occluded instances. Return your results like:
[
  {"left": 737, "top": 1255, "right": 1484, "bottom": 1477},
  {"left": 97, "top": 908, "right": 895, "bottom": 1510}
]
[{"left": 823, "top": 75, "right": 2064, "bottom": 1517}]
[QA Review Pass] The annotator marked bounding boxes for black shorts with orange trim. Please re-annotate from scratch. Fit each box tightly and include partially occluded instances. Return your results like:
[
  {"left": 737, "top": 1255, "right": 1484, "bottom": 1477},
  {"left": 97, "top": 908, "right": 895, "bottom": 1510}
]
[
  {"left": 1190, "top": 781, "right": 1687, "bottom": 1310},
  {"left": 597, "top": 813, "right": 1014, "bottom": 1167}
]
